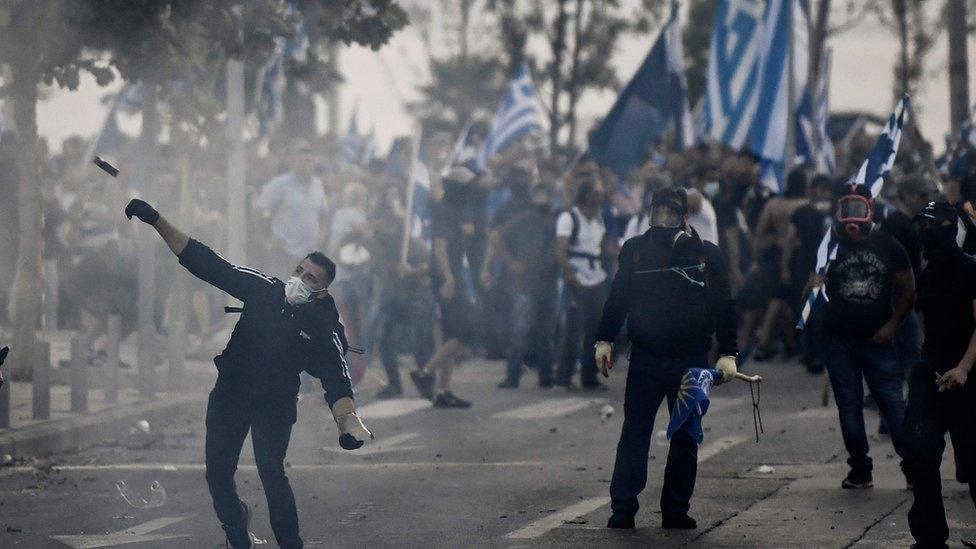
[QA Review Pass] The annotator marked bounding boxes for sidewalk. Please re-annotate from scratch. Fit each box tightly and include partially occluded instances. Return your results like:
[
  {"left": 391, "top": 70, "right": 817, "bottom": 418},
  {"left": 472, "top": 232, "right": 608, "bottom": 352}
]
[{"left": 0, "top": 330, "right": 217, "bottom": 461}]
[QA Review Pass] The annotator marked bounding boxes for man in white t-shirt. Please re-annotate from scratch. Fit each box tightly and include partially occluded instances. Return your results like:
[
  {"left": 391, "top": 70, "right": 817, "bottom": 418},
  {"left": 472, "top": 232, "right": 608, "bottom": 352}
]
[
  {"left": 255, "top": 144, "right": 329, "bottom": 273},
  {"left": 555, "top": 177, "right": 611, "bottom": 390}
]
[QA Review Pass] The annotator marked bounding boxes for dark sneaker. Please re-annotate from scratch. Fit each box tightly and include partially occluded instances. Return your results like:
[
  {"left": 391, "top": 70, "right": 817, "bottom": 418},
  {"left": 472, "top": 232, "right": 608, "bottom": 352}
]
[
  {"left": 375, "top": 384, "right": 403, "bottom": 400},
  {"left": 497, "top": 378, "right": 519, "bottom": 389},
  {"left": 222, "top": 501, "right": 254, "bottom": 548},
  {"left": 433, "top": 391, "right": 471, "bottom": 408},
  {"left": 581, "top": 381, "right": 609, "bottom": 392},
  {"left": 842, "top": 469, "right": 873, "bottom": 489},
  {"left": 410, "top": 370, "right": 435, "bottom": 400},
  {"left": 662, "top": 513, "right": 697, "bottom": 529},
  {"left": 607, "top": 513, "right": 635, "bottom": 529}
]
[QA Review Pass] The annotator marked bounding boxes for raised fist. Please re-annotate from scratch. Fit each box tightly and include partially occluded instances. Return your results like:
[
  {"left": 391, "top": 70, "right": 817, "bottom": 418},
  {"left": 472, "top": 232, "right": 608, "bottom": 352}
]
[{"left": 124, "top": 199, "right": 159, "bottom": 225}]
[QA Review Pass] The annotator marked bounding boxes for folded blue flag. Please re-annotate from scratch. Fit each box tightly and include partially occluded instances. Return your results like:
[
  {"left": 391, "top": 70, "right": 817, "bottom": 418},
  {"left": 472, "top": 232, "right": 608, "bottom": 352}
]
[{"left": 667, "top": 368, "right": 721, "bottom": 444}]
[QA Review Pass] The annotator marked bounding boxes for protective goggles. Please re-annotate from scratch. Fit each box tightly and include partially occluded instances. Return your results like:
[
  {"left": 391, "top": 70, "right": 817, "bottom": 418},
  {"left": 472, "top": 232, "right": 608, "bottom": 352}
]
[{"left": 837, "top": 194, "right": 872, "bottom": 224}]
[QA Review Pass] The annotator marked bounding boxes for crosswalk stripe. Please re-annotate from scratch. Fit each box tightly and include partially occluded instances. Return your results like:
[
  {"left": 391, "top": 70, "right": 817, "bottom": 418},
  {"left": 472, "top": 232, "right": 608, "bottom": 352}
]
[
  {"left": 504, "top": 497, "right": 611, "bottom": 539},
  {"left": 698, "top": 434, "right": 748, "bottom": 462},
  {"left": 356, "top": 398, "right": 432, "bottom": 419},
  {"left": 492, "top": 397, "right": 608, "bottom": 420}
]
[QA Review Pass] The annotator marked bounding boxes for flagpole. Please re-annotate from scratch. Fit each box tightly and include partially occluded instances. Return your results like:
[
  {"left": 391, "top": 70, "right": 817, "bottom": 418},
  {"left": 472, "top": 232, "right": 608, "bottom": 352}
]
[
  {"left": 400, "top": 129, "right": 422, "bottom": 266},
  {"left": 785, "top": 0, "right": 797, "bottom": 181}
]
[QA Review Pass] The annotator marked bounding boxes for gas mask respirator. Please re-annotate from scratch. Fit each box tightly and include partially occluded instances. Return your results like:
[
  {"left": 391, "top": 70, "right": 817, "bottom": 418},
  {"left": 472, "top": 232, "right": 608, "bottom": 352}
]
[{"left": 836, "top": 192, "right": 873, "bottom": 238}]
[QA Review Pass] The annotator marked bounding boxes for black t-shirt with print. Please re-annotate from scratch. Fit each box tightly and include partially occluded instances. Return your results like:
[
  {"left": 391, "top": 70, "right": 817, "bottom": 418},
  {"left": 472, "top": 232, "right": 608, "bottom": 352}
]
[
  {"left": 823, "top": 228, "right": 911, "bottom": 338},
  {"left": 917, "top": 252, "right": 976, "bottom": 371}
]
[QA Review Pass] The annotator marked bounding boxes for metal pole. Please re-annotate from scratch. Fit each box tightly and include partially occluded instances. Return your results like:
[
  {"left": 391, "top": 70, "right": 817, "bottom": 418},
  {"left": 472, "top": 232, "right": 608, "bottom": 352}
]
[
  {"left": 105, "top": 315, "right": 121, "bottom": 405},
  {"left": 70, "top": 335, "right": 89, "bottom": 413},
  {"left": 32, "top": 339, "right": 50, "bottom": 419},
  {"left": 226, "top": 63, "right": 247, "bottom": 267},
  {"left": 43, "top": 259, "right": 58, "bottom": 331}
]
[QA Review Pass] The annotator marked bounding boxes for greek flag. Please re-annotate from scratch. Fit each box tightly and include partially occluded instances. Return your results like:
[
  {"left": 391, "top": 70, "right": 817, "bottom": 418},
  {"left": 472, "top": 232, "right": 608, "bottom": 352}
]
[
  {"left": 667, "top": 368, "right": 720, "bottom": 444},
  {"left": 478, "top": 64, "right": 545, "bottom": 170},
  {"left": 589, "top": 0, "right": 693, "bottom": 177},
  {"left": 814, "top": 50, "right": 836, "bottom": 174},
  {"left": 747, "top": 0, "right": 792, "bottom": 193},
  {"left": 704, "top": 0, "right": 763, "bottom": 149},
  {"left": 798, "top": 95, "right": 910, "bottom": 329}
]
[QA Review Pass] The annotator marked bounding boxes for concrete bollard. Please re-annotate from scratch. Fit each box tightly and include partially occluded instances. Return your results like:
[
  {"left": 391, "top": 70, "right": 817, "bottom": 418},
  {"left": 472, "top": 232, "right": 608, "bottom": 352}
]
[
  {"left": 105, "top": 315, "right": 121, "bottom": 405},
  {"left": 43, "top": 259, "right": 59, "bottom": 332},
  {"left": 33, "top": 340, "right": 51, "bottom": 420},
  {"left": 70, "top": 335, "right": 89, "bottom": 413}
]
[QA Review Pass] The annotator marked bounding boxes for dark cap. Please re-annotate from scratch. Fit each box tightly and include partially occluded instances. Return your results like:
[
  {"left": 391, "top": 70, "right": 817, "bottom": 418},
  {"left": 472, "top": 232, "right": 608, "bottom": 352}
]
[{"left": 913, "top": 201, "right": 958, "bottom": 225}]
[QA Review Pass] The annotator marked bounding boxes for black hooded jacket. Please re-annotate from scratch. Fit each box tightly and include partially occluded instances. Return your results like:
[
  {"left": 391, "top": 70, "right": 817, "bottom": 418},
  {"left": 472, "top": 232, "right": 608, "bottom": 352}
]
[
  {"left": 178, "top": 239, "right": 353, "bottom": 408},
  {"left": 596, "top": 228, "right": 738, "bottom": 359}
]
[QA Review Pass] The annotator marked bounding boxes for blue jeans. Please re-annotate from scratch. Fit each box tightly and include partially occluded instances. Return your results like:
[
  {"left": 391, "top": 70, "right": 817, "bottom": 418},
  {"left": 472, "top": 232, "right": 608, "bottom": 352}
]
[
  {"left": 609, "top": 352, "right": 706, "bottom": 518},
  {"left": 824, "top": 334, "right": 907, "bottom": 473},
  {"left": 505, "top": 288, "right": 556, "bottom": 385}
]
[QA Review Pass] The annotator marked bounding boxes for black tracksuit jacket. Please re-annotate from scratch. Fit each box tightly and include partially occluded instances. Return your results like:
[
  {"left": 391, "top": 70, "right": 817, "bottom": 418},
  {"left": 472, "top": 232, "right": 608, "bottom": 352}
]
[
  {"left": 178, "top": 239, "right": 354, "bottom": 408},
  {"left": 596, "top": 230, "right": 738, "bottom": 359}
]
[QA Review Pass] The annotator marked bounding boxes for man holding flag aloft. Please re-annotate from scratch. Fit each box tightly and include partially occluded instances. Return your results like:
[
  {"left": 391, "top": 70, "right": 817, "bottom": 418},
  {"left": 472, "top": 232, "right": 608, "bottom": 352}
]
[{"left": 595, "top": 187, "right": 738, "bottom": 530}]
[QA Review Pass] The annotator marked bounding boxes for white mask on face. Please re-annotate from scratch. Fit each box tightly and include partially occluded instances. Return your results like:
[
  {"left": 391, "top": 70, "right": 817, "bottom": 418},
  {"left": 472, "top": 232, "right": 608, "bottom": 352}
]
[{"left": 284, "top": 276, "right": 323, "bottom": 305}]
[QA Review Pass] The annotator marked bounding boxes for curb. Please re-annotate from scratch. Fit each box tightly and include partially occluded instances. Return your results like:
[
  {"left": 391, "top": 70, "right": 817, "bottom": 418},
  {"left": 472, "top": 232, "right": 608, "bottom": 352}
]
[{"left": 0, "top": 393, "right": 206, "bottom": 460}]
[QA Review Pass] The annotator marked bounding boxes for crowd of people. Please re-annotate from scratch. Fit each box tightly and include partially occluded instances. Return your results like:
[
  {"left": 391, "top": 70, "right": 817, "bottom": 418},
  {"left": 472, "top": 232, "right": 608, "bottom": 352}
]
[{"left": 5, "top": 109, "right": 976, "bottom": 546}]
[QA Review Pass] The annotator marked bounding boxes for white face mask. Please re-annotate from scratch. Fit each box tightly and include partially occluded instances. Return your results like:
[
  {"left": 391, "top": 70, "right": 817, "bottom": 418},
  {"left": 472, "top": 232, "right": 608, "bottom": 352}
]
[
  {"left": 703, "top": 181, "right": 720, "bottom": 198},
  {"left": 284, "top": 276, "right": 324, "bottom": 305}
]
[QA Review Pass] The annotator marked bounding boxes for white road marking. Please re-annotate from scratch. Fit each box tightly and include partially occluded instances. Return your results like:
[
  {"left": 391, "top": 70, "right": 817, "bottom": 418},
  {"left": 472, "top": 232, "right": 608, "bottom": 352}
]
[
  {"left": 697, "top": 434, "right": 748, "bottom": 462},
  {"left": 356, "top": 398, "right": 432, "bottom": 419},
  {"left": 492, "top": 397, "right": 608, "bottom": 420},
  {"left": 323, "top": 432, "right": 422, "bottom": 456},
  {"left": 27, "top": 461, "right": 545, "bottom": 473},
  {"left": 52, "top": 516, "right": 187, "bottom": 548},
  {"left": 504, "top": 497, "right": 611, "bottom": 539}
]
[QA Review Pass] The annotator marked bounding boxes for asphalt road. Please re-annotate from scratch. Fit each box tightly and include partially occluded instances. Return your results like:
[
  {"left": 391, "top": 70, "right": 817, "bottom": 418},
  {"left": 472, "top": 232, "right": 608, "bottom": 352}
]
[{"left": 0, "top": 354, "right": 972, "bottom": 548}]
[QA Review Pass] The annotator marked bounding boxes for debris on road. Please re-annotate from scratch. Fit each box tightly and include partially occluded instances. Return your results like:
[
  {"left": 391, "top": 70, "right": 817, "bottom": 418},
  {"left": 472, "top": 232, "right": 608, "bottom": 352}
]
[
  {"left": 600, "top": 404, "right": 614, "bottom": 421},
  {"left": 116, "top": 479, "right": 167, "bottom": 509},
  {"left": 754, "top": 464, "right": 775, "bottom": 474}
]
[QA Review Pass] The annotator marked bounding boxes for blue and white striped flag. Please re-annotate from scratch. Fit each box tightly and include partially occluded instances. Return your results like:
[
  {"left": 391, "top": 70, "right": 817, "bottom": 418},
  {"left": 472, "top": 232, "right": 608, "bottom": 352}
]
[
  {"left": 814, "top": 50, "right": 836, "bottom": 174},
  {"left": 798, "top": 95, "right": 910, "bottom": 329},
  {"left": 747, "top": 0, "right": 792, "bottom": 193},
  {"left": 478, "top": 63, "right": 545, "bottom": 170},
  {"left": 704, "top": 0, "right": 763, "bottom": 149}
]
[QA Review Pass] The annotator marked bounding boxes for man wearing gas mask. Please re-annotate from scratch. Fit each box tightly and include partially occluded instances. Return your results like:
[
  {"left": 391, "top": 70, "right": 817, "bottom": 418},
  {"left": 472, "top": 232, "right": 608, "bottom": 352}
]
[
  {"left": 821, "top": 184, "right": 915, "bottom": 491},
  {"left": 595, "top": 187, "right": 738, "bottom": 530},
  {"left": 124, "top": 199, "right": 372, "bottom": 549},
  {"left": 902, "top": 201, "right": 976, "bottom": 549}
]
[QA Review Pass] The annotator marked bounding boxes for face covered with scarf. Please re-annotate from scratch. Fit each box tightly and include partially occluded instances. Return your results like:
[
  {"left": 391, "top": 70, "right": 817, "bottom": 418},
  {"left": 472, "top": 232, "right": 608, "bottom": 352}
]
[{"left": 914, "top": 200, "right": 960, "bottom": 266}]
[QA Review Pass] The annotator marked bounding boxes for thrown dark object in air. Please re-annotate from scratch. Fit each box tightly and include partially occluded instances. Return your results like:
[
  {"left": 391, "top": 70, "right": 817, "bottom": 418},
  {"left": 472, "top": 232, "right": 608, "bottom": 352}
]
[{"left": 93, "top": 156, "right": 120, "bottom": 177}]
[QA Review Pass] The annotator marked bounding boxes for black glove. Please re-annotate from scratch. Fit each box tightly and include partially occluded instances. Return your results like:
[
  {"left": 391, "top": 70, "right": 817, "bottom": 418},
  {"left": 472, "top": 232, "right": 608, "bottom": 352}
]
[
  {"left": 0, "top": 346, "right": 7, "bottom": 366},
  {"left": 124, "top": 199, "right": 159, "bottom": 225}
]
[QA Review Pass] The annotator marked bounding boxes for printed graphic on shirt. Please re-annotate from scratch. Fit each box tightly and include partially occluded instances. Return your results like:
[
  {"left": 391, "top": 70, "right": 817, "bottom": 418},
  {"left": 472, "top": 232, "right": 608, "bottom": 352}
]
[{"left": 833, "top": 249, "right": 886, "bottom": 304}]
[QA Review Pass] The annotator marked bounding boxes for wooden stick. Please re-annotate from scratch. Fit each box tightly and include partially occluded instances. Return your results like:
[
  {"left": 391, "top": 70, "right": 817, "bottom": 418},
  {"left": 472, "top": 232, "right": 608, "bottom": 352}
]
[{"left": 734, "top": 372, "right": 763, "bottom": 383}]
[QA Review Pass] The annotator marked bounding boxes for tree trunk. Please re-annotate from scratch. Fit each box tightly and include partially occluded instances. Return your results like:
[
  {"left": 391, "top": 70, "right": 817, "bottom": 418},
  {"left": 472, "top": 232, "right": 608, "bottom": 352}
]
[
  {"left": 549, "top": 0, "right": 570, "bottom": 154},
  {"left": 810, "top": 0, "right": 831, "bottom": 85},
  {"left": 566, "top": 0, "right": 586, "bottom": 152},
  {"left": 947, "top": 0, "right": 970, "bottom": 133},
  {"left": 7, "top": 63, "right": 41, "bottom": 381},
  {"left": 892, "top": 0, "right": 910, "bottom": 96}
]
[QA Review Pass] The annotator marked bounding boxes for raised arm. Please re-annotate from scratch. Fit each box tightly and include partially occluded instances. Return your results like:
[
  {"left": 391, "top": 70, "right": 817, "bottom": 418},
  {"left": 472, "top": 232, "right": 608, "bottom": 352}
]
[{"left": 125, "top": 199, "right": 273, "bottom": 302}]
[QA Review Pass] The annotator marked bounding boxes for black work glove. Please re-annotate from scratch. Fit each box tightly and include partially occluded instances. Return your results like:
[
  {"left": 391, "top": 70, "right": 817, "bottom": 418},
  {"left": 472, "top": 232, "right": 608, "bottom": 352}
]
[{"left": 124, "top": 199, "right": 159, "bottom": 225}]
